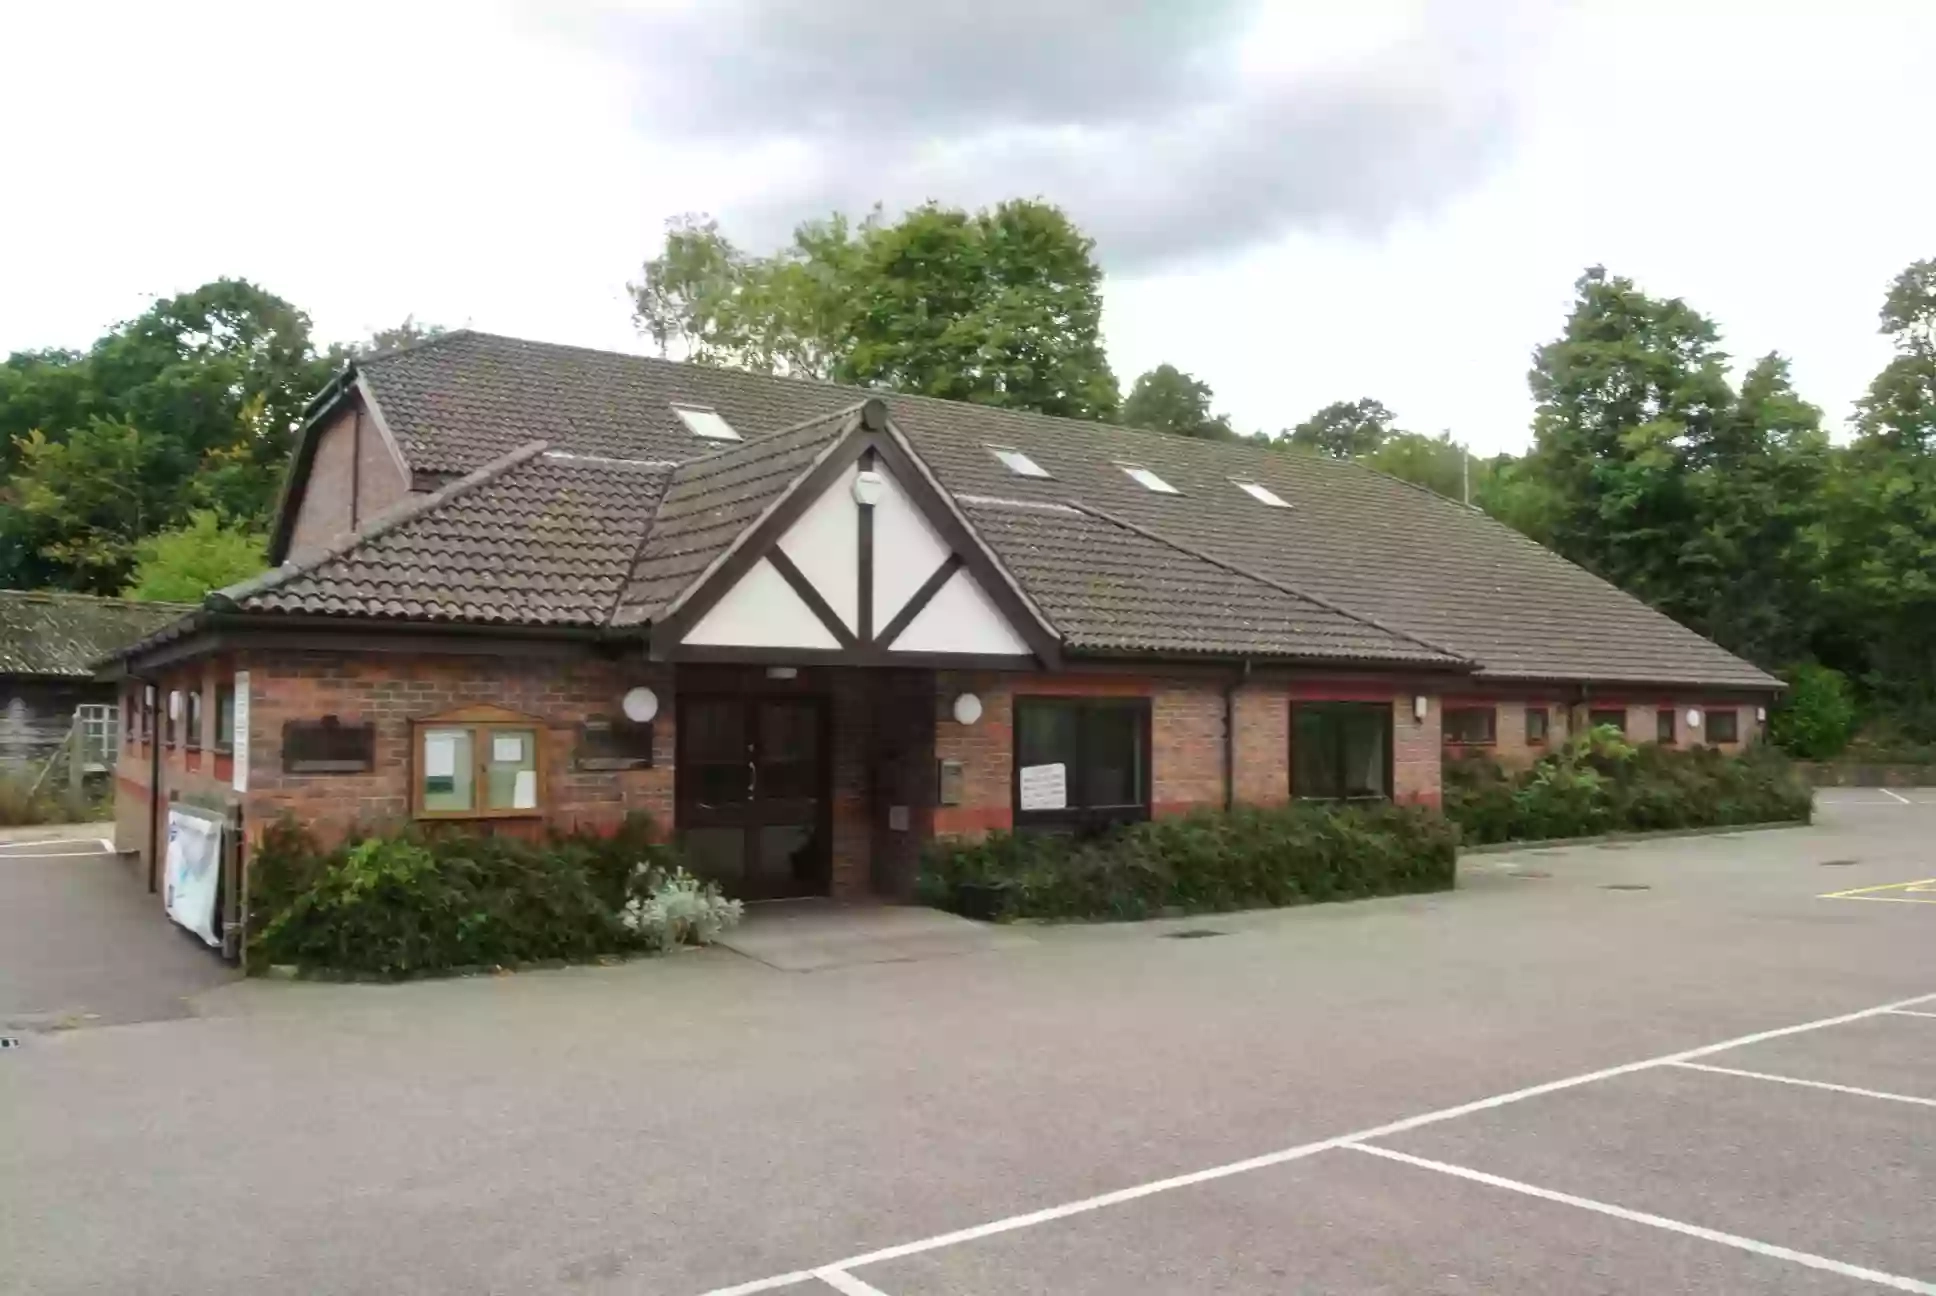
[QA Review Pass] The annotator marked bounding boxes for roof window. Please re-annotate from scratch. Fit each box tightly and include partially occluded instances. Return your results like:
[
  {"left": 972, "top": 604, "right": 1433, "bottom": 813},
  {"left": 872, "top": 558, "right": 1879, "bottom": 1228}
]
[
  {"left": 1118, "top": 464, "right": 1179, "bottom": 495},
  {"left": 1234, "top": 480, "right": 1289, "bottom": 508},
  {"left": 672, "top": 404, "right": 740, "bottom": 442},
  {"left": 988, "top": 446, "right": 1050, "bottom": 478}
]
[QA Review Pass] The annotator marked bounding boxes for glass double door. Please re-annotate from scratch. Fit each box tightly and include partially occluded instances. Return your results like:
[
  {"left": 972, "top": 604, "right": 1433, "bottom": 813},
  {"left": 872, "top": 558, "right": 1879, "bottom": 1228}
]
[{"left": 676, "top": 694, "right": 829, "bottom": 899}]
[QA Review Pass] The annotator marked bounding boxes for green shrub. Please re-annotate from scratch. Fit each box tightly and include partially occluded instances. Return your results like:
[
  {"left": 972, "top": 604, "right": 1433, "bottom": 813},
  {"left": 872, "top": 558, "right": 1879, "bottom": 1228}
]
[
  {"left": 1445, "top": 729, "right": 1813, "bottom": 845},
  {"left": 1771, "top": 664, "right": 1858, "bottom": 759},
  {"left": 917, "top": 800, "right": 1458, "bottom": 922},
  {"left": 250, "top": 814, "right": 736, "bottom": 977},
  {"left": 0, "top": 770, "right": 107, "bottom": 827}
]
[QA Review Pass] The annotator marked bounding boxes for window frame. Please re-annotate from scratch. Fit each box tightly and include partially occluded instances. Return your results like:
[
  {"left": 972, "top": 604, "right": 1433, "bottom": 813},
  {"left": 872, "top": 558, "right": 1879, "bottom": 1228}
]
[
  {"left": 1442, "top": 705, "right": 1498, "bottom": 746},
  {"left": 671, "top": 404, "right": 740, "bottom": 442},
  {"left": 1011, "top": 696, "right": 1152, "bottom": 833},
  {"left": 164, "top": 690, "right": 179, "bottom": 748},
  {"left": 184, "top": 689, "right": 204, "bottom": 752},
  {"left": 214, "top": 684, "right": 236, "bottom": 754},
  {"left": 1291, "top": 701, "right": 1395, "bottom": 802},
  {"left": 1704, "top": 708, "right": 1740, "bottom": 744},
  {"left": 411, "top": 707, "right": 548, "bottom": 820},
  {"left": 1587, "top": 708, "right": 1627, "bottom": 736},
  {"left": 1525, "top": 705, "right": 1550, "bottom": 746},
  {"left": 988, "top": 445, "right": 1050, "bottom": 479},
  {"left": 1233, "top": 479, "right": 1289, "bottom": 508},
  {"left": 1117, "top": 463, "right": 1180, "bottom": 495},
  {"left": 1656, "top": 708, "right": 1676, "bottom": 745}
]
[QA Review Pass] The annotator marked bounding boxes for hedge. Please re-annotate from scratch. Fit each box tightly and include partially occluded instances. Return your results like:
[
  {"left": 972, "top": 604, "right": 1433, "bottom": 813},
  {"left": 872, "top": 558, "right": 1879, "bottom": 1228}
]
[
  {"left": 1444, "top": 728, "right": 1813, "bottom": 846},
  {"left": 248, "top": 815, "right": 739, "bottom": 978},
  {"left": 917, "top": 800, "right": 1458, "bottom": 922}
]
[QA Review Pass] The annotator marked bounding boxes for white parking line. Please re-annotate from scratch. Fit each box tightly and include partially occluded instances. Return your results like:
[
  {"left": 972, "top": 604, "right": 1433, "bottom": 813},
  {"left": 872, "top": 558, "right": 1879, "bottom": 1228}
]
[
  {"left": 696, "top": 988, "right": 1936, "bottom": 1296},
  {"left": 1672, "top": 1061, "right": 1936, "bottom": 1108},
  {"left": 1886, "top": 1009, "right": 1936, "bottom": 1020},
  {"left": 1880, "top": 788, "right": 1914, "bottom": 805},
  {"left": 1347, "top": 1144, "right": 1936, "bottom": 1295},
  {"left": 812, "top": 1270, "right": 892, "bottom": 1296}
]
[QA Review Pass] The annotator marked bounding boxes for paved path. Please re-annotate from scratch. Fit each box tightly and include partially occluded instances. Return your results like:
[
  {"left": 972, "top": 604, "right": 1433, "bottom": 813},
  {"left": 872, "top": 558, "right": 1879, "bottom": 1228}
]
[{"left": 1, "top": 797, "right": 1932, "bottom": 1294}]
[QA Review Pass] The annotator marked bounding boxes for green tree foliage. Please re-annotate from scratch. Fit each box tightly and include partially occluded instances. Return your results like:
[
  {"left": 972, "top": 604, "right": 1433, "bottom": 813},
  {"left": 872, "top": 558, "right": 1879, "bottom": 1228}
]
[
  {"left": 357, "top": 316, "right": 446, "bottom": 358},
  {"left": 0, "top": 280, "right": 338, "bottom": 592},
  {"left": 1769, "top": 664, "right": 1858, "bottom": 760},
  {"left": 1120, "top": 364, "right": 1234, "bottom": 440},
  {"left": 630, "top": 201, "right": 1119, "bottom": 420},
  {"left": 122, "top": 510, "right": 267, "bottom": 602},
  {"left": 1287, "top": 398, "right": 1397, "bottom": 458}
]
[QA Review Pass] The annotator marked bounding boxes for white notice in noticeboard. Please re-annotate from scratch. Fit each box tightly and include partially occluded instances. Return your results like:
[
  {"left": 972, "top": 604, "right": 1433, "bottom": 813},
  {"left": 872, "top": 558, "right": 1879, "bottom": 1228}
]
[
  {"left": 492, "top": 734, "right": 526, "bottom": 764},
  {"left": 512, "top": 770, "right": 538, "bottom": 809},
  {"left": 425, "top": 733, "right": 458, "bottom": 779},
  {"left": 231, "top": 671, "right": 250, "bottom": 793},
  {"left": 1018, "top": 762, "right": 1067, "bottom": 812}
]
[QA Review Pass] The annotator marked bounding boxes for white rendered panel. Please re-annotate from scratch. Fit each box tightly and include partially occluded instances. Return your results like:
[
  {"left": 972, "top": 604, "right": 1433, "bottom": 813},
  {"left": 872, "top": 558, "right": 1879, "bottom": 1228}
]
[
  {"left": 777, "top": 463, "right": 859, "bottom": 633},
  {"left": 871, "top": 466, "right": 951, "bottom": 630},
  {"left": 684, "top": 558, "right": 840, "bottom": 649},
  {"left": 890, "top": 569, "right": 1031, "bottom": 656}
]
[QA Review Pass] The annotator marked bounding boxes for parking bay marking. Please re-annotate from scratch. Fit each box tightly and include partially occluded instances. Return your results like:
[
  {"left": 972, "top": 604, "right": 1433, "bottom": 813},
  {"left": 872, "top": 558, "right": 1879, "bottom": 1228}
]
[
  {"left": 1348, "top": 1144, "right": 1936, "bottom": 1295},
  {"left": 1671, "top": 1060, "right": 1936, "bottom": 1108},
  {"left": 698, "top": 989, "right": 1936, "bottom": 1296},
  {"left": 1820, "top": 878, "right": 1936, "bottom": 905}
]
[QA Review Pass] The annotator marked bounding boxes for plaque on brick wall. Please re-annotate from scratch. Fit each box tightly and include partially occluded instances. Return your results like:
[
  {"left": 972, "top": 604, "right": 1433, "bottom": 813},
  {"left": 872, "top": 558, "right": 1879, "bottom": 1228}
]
[
  {"left": 281, "top": 716, "right": 376, "bottom": 774},
  {"left": 576, "top": 715, "right": 654, "bottom": 770}
]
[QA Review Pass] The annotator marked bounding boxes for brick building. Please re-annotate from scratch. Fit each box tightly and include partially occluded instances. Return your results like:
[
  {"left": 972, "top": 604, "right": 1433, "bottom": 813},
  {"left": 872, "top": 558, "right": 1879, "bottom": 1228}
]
[{"left": 104, "top": 333, "right": 1778, "bottom": 902}]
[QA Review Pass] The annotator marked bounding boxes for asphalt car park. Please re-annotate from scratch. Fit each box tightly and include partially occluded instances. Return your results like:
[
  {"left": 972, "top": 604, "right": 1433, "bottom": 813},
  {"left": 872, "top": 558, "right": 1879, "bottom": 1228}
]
[{"left": 1, "top": 793, "right": 1932, "bottom": 1295}]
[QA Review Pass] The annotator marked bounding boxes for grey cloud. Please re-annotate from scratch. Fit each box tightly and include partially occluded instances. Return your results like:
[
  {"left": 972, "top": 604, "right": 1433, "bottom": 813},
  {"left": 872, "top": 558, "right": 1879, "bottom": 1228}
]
[{"left": 590, "top": 0, "right": 1549, "bottom": 271}]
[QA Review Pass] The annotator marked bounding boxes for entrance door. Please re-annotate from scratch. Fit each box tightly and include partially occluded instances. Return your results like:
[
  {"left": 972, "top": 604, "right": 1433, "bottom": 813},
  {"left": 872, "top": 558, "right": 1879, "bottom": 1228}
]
[{"left": 676, "top": 694, "right": 830, "bottom": 899}]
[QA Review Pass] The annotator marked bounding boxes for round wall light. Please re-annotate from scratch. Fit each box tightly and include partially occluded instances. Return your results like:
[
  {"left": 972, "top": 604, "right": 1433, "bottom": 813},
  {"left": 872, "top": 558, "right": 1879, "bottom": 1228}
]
[
  {"left": 952, "top": 692, "right": 983, "bottom": 726},
  {"left": 622, "top": 686, "right": 659, "bottom": 724},
  {"left": 1686, "top": 708, "right": 1702, "bottom": 728}
]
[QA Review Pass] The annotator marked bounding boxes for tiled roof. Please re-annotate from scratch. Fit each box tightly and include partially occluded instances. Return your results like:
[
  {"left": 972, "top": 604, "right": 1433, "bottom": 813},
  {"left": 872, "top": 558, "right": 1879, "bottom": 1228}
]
[
  {"left": 612, "top": 405, "right": 862, "bottom": 628},
  {"left": 0, "top": 591, "right": 193, "bottom": 676},
  {"left": 265, "top": 330, "right": 1776, "bottom": 687},
  {"left": 959, "top": 497, "right": 1458, "bottom": 665},
  {"left": 220, "top": 444, "right": 672, "bottom": 626}
]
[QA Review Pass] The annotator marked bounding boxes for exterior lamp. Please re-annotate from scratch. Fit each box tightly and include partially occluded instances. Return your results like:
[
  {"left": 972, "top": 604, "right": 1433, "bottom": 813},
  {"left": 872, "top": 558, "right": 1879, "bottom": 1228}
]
[
  {"left": 622, "top": 687, "right": 659, "bottom": 724},
  {"left": 952, "top": 693, "right": 983, "bottom": 725}
]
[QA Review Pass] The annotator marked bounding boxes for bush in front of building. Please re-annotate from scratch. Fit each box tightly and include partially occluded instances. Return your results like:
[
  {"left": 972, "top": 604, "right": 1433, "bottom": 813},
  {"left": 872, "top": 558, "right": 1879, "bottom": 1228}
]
[
  {"left": 249, "top": 814, "right": 741, "bottom": 978},
  {"left": 917, "top": 800, "right": 1459, "bottom": 922},
  {"left": 1444, "top": 727, "right": 1814, "bottom": 846}
]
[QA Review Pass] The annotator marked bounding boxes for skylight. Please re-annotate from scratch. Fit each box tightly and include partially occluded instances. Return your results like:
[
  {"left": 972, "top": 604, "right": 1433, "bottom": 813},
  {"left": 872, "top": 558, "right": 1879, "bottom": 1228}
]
[
  {"left": 1119, "top": 464, "right": 1179, "bottom": 495},
  {"left": 989, "top": 445, "right": 1050, "bottom": 478},
  {"left": 1234, "top": 480, "right": 1289, "bottom": 508},
  {"left": 672, "top": 404, "right": 740, "bottom": 442}
]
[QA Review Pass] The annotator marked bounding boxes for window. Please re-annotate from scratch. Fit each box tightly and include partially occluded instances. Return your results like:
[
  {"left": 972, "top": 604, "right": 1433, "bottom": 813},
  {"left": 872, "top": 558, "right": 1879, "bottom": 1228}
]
[
  {"left": 215, "top": 685, "right": 236, "bottom": 753},
  {"left": 1588, "top": 708, "right": 1627, "bottom": 735},
  {"left": 123, "top": 694, "right": 134, "bottom": 748},
  {"left": 164, "top": 690, "right": 180, "bottom": 747},
  {"left": 1292, "top": 703, "right": 1392, "bottom": 800},
  {"left": 1443, "top": 706, "right": 1497, "bottom": 745},
  {"left": 184, "top": 690, "right": 204, "bottom": 751},
  {"left": 414, "top": 715, "right": 542, "bottom": 818},
  {"left": 1525, "top": 706, "right": 1550, "bottom": 745},
  {"left": 989, "top": 446, "right": 1050, "bottom": 478},
  {"left": 1705, "top": 708, "right": 1740, "bottom": 743},
  {"left": 671, "top": 404, "right": 739, "bottom": 442},
  {"left": 1013, "top": 697, "right": 1150, "bottom": 831},
  {"left": 1656, "top": 708, "right": 1677, "bottom": 745},
  {"left": 1117, "top": 464, "right": 1179, "bottom": 494},
  {"left": 282, "top": 717, "right": 376, "bottom": 774},
  {"left": 1233, "top": 480, "right": 1289, "bottom": 508}
]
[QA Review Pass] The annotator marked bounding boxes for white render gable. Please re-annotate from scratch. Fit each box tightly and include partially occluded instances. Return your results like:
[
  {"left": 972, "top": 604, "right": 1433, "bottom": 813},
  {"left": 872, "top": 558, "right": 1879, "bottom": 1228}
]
[
  {"left": 684, "top": 557, "right": 841, "bottom": 650},
  {"left": 891, "top": 568, "right": 1030, "bottom": 656}
]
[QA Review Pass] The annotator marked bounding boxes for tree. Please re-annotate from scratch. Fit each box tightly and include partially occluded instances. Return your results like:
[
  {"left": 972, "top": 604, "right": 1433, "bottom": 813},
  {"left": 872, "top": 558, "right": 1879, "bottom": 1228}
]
[
  {"left": 630, "top": 200, "right": 1119, "bottom": 420},
  {"left": 10, "top": 420, "right": 171, "bottom": 592},
  {"left": 122, "top": 510, "right": 267, "bottom": 602},
  {"left": 357, "top": 316, "right": 445, "bottom": 358},
  {"left": 1120, "top": 364, "right": 1234, "bottom": 439},
  {"left": 1287, "top": 398, "right": 1397, "bottom": 458}
]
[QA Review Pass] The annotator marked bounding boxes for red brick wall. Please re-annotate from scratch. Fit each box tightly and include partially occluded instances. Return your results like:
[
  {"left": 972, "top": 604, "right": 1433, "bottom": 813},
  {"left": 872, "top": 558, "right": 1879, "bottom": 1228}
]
[
  {"left": 112, "top": 660, "right": 244, "bottom": 888},
  {"left": 1438, "top": 691, "right": 1769, "bottom": 767},
  {"left": 285, "top": 401, "right": 413, "bottom": 561},
  {"left": 1391, "top": 694, "right": 1443, "bottom": 808},
  {"left": 1232, "top": 681, "right": 1292, "bottom": 806}
]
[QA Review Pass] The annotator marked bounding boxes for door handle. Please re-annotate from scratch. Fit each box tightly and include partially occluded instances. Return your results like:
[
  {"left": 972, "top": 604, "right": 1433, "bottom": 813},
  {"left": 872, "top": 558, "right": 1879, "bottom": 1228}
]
[{"left": 748, "top": 759, "right": 757, "bottom": 797}]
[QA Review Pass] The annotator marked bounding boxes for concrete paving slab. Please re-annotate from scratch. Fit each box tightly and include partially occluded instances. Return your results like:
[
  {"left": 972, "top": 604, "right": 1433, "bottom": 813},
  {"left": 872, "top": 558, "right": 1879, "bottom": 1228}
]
[
  {"left": 717, "top": 900, "right": 1034, "bottom": 971},
  {"left": 857, "top": 1146, "right": 1861, "bottom": 1296},
  {"left": 1381, "top": 1063, "right": 1936, "bottom": 1282}
]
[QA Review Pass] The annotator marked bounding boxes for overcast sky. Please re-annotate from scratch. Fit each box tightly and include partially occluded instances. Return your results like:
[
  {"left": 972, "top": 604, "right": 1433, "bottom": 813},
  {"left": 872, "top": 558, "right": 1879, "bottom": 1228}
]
[{"left": 5, "top": 1, "right": 1932, "bottom": 453}]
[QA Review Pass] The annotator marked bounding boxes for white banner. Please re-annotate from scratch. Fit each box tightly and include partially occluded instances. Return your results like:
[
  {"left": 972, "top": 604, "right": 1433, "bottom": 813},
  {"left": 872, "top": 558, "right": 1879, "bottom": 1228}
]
[
  {"left": 1018, "top": 762, "right": 1067, "bottom": 812},
  {"left": 163, "top": 809, "right": 223, "bottom": 949},
  {"left": 231, "top": 671, "right": 250, "bottom": 792}
]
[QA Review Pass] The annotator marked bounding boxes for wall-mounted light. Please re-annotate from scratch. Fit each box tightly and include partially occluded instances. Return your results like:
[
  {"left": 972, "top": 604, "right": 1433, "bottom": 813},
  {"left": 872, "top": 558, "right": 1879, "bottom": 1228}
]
[
  {"left": 1686, "top": 708, "right": 1702, "bottom": 728},
  {"left": 1756, "top": 706, "right": 1768, "bottom": 723},
  {"left": 853, "top": 469, "right": 886, "bottom": 506},
  {"left": 168, "top": 690, "right": 182, "bottom": 720},
  {"left": 622, "top": 686, "right": 659, "bottom": 724},
  {"left": 953, "top": 693, "right": 983, "bottom": 725},
  {"left": 766, "top": 666, "right": 798, "bottom": 681},
  {"left": 1413, "top": 695, "right": 1429, "bottom": 723}
]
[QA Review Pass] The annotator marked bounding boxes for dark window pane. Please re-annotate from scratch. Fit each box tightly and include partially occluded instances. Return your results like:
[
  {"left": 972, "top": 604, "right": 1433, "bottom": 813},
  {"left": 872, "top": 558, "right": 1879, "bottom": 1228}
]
[
  {"left": 215, "top": 686, "right": 236, "bottom": 750},
  {"left": 683, "top": 827, "right": 745, "bottom": 880},
  {"left": 759, "top": 702, "right": 818, "bottom": 763},
  {"left": 691, "top": 763, "right": 749, "bottom": 806},
  {"left": 1443, "top": 707, "right": 1496, "bottom": 744},
  {"left": 1017, "top": 703, "right": 1079, "bottom": 769},
  {"left": 1080, "top": 705, "right": 1142, "bottom": 808},
  {"left": 1340, "top": 709, "right": 1389, "bottom": 798},
  {"left": 1657, "top": 709, "right": 1676, "bottom": 744},
  {"left": 685, "top": 700, "right": 745, "bottom": 763},
  {"left": 1706, "top": 709, "right": 1740, "bottom": 743},
  {"left": 1526, "top": 706, "right": 1549, "bottom": 744},
  {"left": 1293, "top": 707, "right": 1341, "bottom": 799},
  {"left": 1589, "top": 709, "right": 1626, "bottom": 735}
]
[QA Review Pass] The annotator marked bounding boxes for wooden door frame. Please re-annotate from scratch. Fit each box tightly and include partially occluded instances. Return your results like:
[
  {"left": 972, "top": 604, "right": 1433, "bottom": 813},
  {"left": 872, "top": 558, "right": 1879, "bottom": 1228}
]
[{"left": 674, "top": 688, "right": 833, "bottom": 899}]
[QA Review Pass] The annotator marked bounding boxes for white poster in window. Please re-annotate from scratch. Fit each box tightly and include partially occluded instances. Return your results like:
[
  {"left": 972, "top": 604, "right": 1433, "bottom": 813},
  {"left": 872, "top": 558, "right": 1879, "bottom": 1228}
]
[
  {"left": 492, "top": 733, "right": 526, "bottom": 764},
  {"left": 425, "top": 732, "right": 458, "bottom": 778},
  {"left": 512, "top": 769, "right": 538, "bottom": 809},
  {"left": 1018, "top": 762, "right": 1067, "bottom": 811},
  {"left": 230, "top": 672, "right": 250, "bottom": 793}
]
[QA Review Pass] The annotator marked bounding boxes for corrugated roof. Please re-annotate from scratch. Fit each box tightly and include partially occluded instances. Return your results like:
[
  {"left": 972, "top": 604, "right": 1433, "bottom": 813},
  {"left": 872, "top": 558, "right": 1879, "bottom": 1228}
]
[{"left": 0, "top": 591, "right": 193, "bottom": 677}]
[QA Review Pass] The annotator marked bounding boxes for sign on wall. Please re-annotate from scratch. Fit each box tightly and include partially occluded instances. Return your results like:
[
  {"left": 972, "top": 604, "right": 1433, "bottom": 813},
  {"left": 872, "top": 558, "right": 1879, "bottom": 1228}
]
[
  {"left": 163, "top": 807, "right": 223, "bottom": 948},
  {"left": 231, "top": 671, "right": 250, "bottom": 792},
  {"left": 1018, "top": 762, "right": 1067, "bottom": 812}
]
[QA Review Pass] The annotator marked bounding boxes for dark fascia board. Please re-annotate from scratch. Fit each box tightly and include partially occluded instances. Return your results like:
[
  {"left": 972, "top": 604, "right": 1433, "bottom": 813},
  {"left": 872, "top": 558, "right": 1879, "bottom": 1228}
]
[
  {"left": 267, "top": 363, "right": 364, "bottom": 565},
  {"left": 1469, "top": 673, "right": 1783, "bottom": 699},
  {"left": 116, "top": 612, "right": 610, "bottom": 675},
  {"left": 1056, "top": 649, "right": 1474, "bottom": 682}
]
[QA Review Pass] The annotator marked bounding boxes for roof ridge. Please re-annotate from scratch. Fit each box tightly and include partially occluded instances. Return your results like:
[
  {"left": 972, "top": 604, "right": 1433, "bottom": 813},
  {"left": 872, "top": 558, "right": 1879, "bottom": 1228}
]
[
  {"left": 208, "top": 439, "right": 549, "bottom": 611},
  {"left": 351, "top": 327, "right": 479, "bottom": 368},
  {"left": 1061, "top": 499, "right": 1470, "bottom": 665},
  {"left": 673, "top": 399, "right": 873, "bottom": 469},
  {"left": 0, "top": 588, "right": 195, "bottom": 612}
]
